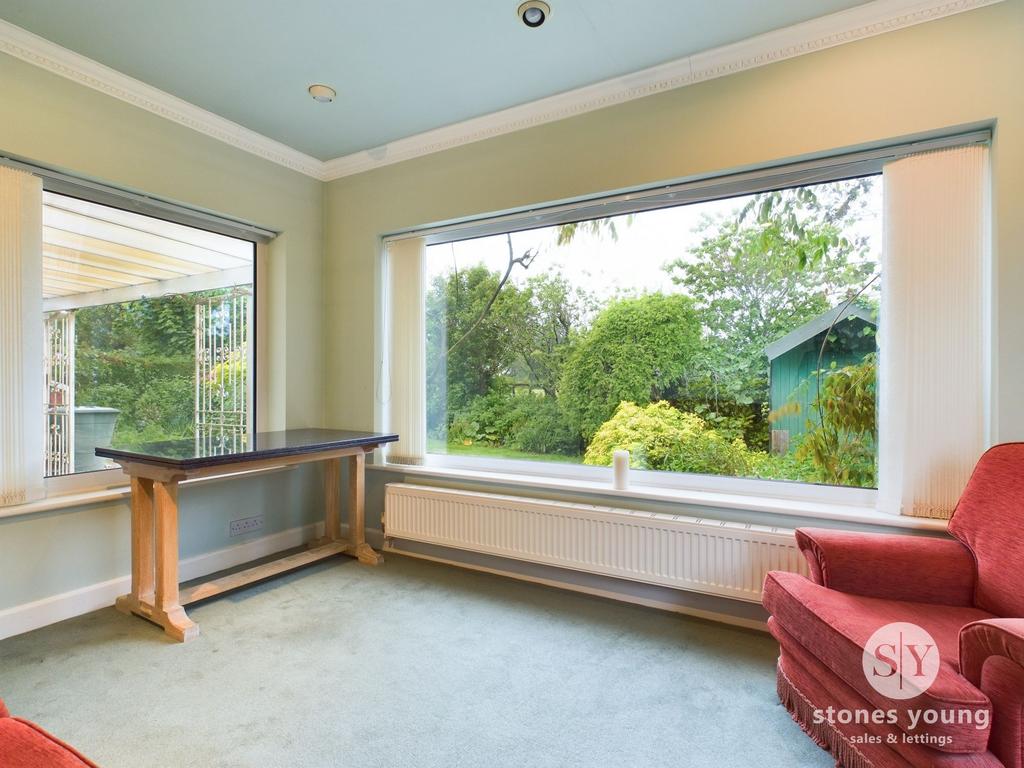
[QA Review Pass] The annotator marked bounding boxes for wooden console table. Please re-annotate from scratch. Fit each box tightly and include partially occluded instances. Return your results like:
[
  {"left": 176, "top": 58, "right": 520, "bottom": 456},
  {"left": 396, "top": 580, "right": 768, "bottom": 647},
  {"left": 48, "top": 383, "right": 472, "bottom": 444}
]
[{"left": 96, "top": 428, "right": 398, "bottom": 642}]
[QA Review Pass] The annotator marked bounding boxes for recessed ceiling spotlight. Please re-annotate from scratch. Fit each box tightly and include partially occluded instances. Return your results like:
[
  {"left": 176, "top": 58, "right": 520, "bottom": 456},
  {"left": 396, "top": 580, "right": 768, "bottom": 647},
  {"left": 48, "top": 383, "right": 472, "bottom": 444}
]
[
  {"left": 518, "top": 1, "right": 550, "bottom": 27},
  {"left": 308, "top": 84, "right": 337, "bottom": 103}
]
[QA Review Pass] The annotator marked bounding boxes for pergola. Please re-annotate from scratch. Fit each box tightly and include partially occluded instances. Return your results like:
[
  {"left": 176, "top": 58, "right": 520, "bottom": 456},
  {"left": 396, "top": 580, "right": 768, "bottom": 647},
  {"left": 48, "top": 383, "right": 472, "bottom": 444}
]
[
  {"left": 43, "top": 193, "right": 252, "bottom": 308},
  {"left": 42, "top": 192, "right": 254, "bottom": 476}
]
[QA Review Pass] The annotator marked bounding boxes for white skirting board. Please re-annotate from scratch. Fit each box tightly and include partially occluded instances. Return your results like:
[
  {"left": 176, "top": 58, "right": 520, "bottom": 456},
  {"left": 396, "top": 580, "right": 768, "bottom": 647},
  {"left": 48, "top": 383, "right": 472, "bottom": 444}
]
[
  {"left": 0, "top": 521, "right": 325, "bottom": 641},
  {"left": 383, "top": 539, "right": 771, "bottom": 631}
]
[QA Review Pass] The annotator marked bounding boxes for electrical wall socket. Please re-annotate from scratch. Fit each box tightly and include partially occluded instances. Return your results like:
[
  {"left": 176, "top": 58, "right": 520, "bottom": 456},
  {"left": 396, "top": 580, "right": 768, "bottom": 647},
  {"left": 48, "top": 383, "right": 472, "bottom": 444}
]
[{"left": 229, "top": 515, "right": 264, "bottom": 537}]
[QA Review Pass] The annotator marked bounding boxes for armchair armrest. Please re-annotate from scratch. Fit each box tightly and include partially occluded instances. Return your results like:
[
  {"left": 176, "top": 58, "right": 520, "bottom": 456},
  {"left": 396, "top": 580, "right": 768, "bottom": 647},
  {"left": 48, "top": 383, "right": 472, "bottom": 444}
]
[
  {"left": 0, "top": 699, "right": 7, "bottom": 718},
  {"left": 795, "top": 527, "right": 976, "bottom": 605},
  {"left": 960, "top": 619, "right": 1024, "bottom": 683},
  {"left": 960, "top": 620, "right": 1024, "bottom": 768}
]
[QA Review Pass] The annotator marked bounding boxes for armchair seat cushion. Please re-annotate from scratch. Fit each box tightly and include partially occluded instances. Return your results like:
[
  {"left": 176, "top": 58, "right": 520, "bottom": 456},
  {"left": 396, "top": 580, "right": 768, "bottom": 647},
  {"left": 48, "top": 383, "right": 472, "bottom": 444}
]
[
  {"left": 764, "top": 570, "right": 995, "bottom": 754},
  {"left": 771, "top": 619, "right": 1004, "bottom": 767}
]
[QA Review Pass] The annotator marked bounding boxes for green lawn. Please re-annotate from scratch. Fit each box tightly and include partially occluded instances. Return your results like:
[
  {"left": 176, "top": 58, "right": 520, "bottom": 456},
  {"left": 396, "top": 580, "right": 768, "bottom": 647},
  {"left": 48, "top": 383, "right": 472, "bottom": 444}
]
[{"left": 427, "top": 437, "right": 582, "bottom": 465}]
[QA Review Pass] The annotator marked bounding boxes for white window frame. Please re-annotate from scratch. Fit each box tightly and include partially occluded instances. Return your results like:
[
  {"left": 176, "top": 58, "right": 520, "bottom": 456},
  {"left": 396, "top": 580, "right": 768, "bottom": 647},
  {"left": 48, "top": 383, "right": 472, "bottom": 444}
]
[{"left": 382, "top": 129, "right": 991, "bottom": 513}]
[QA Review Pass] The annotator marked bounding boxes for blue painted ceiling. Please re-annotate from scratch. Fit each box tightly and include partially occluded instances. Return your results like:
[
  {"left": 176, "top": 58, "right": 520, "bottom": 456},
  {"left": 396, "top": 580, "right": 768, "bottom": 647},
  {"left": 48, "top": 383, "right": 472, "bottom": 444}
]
[{"left": 0, "top": 0, "right": 870, "bottom": 160}]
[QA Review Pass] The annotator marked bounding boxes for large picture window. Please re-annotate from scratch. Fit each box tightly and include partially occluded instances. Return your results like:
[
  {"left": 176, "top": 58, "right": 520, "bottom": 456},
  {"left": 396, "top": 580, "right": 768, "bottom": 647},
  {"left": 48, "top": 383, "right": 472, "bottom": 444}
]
[{"left": 423, "top": 177, "right": 881, "bottom": 489}]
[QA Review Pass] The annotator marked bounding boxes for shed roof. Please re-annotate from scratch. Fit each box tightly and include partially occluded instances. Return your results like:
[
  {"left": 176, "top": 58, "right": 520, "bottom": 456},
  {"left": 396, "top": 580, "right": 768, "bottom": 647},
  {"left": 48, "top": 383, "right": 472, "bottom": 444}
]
[{"left": 764, "top": 303, "right": 877, "bottom": 362}]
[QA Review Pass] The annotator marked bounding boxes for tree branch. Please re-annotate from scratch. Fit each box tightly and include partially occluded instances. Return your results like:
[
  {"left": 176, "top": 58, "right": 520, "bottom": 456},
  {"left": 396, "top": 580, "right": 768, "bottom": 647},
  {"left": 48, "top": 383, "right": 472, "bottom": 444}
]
[{"left": 446, "top": 234, "right": 535, "bottom": 357}]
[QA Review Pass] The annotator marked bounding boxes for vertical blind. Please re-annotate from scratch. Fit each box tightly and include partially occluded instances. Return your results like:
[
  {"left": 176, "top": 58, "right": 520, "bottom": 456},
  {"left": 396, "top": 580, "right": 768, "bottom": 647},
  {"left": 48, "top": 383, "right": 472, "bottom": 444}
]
[
  {"left": 879, "top": 145, "right": 990, "bottom": 518},
  {"left": 0, "top": 166, "right": 44, "bottom": 506},
  {"left": 385, "top": 237, "right": 427, "bottom": 464}
]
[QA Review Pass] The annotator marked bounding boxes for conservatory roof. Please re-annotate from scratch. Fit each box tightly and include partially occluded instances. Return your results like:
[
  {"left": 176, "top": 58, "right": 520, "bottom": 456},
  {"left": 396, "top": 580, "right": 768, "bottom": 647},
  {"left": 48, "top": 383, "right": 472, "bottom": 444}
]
[
  {"left": 764, "top": 303, "right": 877, "bottom": 361},
  {"left": 42, "top": 192, "right": 253, "bottom": 312}
]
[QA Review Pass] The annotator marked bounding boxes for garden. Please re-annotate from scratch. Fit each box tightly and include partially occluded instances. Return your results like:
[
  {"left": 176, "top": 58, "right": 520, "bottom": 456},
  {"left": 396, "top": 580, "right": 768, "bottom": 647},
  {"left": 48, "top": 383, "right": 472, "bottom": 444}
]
[{"left": 74, "top": 287, "right": 244, "bottom": 447}]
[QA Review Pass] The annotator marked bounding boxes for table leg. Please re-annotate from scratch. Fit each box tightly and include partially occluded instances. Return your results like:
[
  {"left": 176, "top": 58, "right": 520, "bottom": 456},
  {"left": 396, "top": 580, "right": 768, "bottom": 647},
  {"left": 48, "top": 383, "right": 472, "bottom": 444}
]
[
  {"left": 347, "top": 451, "right": 382, "bottom": 565},
  {"left": 151, "top": 480, "right": 199, "bottom": 642},
  {"left": 323, "top": 456, "right": 342, "bottom": 542},
  {"left": 115, "top": 476, "right": 155, "bottom": 616}
]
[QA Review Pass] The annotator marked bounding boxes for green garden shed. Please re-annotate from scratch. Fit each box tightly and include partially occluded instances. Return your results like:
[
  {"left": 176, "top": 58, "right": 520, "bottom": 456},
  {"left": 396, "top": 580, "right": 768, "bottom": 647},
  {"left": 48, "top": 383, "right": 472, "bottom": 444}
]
[{"left": 764, "top": 304, "right": 877, "bottom": 454}]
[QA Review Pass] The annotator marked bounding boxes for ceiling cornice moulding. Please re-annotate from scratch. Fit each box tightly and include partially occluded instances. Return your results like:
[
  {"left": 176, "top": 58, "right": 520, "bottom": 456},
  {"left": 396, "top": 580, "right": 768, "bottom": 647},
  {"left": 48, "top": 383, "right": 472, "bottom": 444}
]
[
  {"left": 0, "top": 0, "right": 1004, "bottom": 183},
  {"left": 321, "top": 0, "right": 1003, "bottom": 180}
]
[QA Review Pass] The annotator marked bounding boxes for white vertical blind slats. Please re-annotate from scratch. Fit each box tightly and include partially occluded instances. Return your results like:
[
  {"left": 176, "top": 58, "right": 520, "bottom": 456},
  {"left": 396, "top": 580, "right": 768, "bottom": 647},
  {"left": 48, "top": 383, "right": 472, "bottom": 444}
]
[
  {"left": 385, "top": 237, "right": 427, "bottom": 464},
  {"left": 879, "top": 145, "right": 990, "bottom": 519},
  {"left": 0, "top": 167, "right": 44, "bottom": 506}
]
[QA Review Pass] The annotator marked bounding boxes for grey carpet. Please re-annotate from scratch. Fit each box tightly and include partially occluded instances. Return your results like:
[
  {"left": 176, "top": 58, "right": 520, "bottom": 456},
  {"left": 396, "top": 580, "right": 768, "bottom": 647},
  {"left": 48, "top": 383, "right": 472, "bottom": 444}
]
[{"left": 0, "top": 554, "right": 830, "bottom": 767}]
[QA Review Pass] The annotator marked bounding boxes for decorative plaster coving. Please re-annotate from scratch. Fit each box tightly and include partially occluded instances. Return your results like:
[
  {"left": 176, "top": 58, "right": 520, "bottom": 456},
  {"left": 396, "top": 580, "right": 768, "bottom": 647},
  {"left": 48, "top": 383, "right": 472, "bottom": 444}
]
[
  {"left": 0, "top": 0, "right": 1004, "bottom": 182},
  {"left": 321, "top": 0, "right": 1004, "bottom": 179}
]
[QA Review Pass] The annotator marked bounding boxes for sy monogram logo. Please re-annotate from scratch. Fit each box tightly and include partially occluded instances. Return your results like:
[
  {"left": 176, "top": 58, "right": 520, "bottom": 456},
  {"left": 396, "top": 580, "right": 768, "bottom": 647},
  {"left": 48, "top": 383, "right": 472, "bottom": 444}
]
[{"left": 862, "top": 622, "right": 940, "bottom": 700}]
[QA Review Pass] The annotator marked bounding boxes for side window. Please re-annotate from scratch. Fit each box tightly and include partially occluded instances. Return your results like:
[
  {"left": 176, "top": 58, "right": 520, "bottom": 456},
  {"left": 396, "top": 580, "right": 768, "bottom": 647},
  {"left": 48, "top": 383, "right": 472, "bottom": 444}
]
[{"left": 41, "top": 192, "right": 255, "bottom": 476}]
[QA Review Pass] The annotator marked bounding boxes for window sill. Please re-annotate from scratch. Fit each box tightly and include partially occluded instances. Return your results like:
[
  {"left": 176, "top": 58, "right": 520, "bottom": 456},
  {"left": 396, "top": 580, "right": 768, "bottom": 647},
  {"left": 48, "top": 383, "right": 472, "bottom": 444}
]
[
  {"left": 368, "top": 461, "right": 949, "bottom": 532},
  {"left": 0, "top": 465, "right": 295, "bottom": 521}
]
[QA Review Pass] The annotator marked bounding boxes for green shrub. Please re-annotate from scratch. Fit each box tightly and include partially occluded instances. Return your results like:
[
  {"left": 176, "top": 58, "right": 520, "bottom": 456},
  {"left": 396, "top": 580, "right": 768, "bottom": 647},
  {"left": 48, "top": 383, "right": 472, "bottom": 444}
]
[
  {"left": 448, "top": 391, "right": 519, "bottom": 446},
  {"left": 135, "top": 376, "right": 194, "bottom": 436},
  {"left": 798, "top": 354, "right": 877, "bottom": 487},
  {"left": 78, "top": 382, "right": 136, "bottom": 423},
  {"left": 583, "top": 401, "right": 753, "bottom": 476},
  {"left": 508, "top": 396, "right": 580, "bottom": 455},
  {"left": 449, "top": 391, "right": 579, "bottom": 456},
  {"left": 676, "top": 400, "right": 768, "bottom": 447},
  {"left": 746, "top": 445, "right": 820, "bottom": 484}
]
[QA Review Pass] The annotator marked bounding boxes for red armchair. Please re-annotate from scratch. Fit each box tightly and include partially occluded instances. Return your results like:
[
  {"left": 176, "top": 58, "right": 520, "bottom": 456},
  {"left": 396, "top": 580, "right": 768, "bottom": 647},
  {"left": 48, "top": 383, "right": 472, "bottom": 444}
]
[
  {"left": 763, "top": 443, "right": 1024, "bottom": 768},
  {"left": 0, "top": 699, "right": 98, "bottom": 768}
]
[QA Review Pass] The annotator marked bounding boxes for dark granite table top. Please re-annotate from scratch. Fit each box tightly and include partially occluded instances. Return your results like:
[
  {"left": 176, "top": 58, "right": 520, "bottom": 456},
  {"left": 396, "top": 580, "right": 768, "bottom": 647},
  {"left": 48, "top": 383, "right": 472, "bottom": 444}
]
[{"left": 95, "top": 428, "right": 399, "bottom": 471}]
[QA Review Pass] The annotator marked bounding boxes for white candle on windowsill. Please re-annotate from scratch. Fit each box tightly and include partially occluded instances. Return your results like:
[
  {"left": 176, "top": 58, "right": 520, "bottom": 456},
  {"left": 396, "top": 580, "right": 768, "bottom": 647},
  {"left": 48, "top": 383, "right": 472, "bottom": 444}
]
[{"left": 612, "top": 450, "right": 629, "bottom": 490}]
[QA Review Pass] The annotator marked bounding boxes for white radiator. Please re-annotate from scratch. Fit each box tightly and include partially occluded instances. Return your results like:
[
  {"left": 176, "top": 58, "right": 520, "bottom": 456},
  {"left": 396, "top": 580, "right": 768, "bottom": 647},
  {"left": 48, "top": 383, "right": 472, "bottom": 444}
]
[{"left": 383, "top": 483, "right": 808, "bottom": 603}]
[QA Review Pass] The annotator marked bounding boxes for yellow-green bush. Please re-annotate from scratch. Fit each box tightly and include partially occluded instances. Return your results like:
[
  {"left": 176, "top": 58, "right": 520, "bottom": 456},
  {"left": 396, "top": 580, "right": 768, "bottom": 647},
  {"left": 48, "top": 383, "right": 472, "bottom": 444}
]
[{"left": 583, "top": 401, "right": 753, "bottom": 476}]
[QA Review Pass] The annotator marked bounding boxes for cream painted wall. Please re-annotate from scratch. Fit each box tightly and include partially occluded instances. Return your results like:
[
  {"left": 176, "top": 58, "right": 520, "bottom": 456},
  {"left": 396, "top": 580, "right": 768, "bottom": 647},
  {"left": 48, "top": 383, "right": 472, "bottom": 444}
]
[
  {"left": 0, "top": 52, "right": 326, "bottom": 613},
  {"left": 322, "top": 1, "right": 1024, "bottom": 445}
]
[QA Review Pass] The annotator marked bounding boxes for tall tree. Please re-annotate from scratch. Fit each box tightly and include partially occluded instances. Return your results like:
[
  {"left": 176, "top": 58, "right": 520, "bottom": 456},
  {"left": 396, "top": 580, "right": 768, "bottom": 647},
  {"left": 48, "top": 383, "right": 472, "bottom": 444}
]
[
  {"left": 506, "top": 273, "right": 594, "bottom": 398},
  {"left": 560, "top": 293, "right": 701, "bottom": 439},
  {"left": 425, "top": 268, "right": 594, "bottom": 433},
  {"left": 426, "top": 265, "right": 524, "bottom": 432},
  {"left": 665, "top": 179, "right": 877, "bottom": 416},
  {"left": 426, "top": 219, "right": 623, "bottom": 434}
]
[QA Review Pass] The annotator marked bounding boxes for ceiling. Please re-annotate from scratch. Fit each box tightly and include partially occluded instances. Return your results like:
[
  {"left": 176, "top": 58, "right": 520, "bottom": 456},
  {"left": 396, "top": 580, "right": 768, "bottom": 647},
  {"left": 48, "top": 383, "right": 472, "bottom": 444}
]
[{"left": 0, "top": 0, "right": 871, "bottom": 161}]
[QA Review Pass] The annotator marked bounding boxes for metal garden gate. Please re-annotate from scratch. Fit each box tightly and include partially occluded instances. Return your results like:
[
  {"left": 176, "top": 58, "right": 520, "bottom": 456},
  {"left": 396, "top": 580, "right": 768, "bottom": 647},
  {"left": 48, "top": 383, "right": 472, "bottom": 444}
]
[
  {"left": 194, "top": 289, "right": 251, "bottom": 453},
  {"left": 44, "top": 310, "right": 75, "bottom": 476}
]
